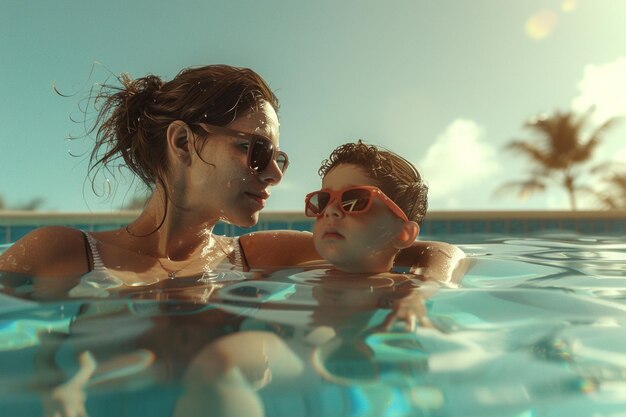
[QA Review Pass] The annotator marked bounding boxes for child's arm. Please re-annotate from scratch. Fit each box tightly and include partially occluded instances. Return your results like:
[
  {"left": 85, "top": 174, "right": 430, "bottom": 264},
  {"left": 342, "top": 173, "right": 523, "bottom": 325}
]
[{"left": 378, "top": 280, "right": 440, "bottom": 332}]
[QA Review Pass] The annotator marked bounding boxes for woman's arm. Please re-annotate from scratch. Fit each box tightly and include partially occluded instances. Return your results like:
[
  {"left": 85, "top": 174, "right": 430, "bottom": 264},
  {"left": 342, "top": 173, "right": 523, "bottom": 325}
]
[
  {"left": 240, "top": 230, "right": 466, "bottom": 283},
  {"left": 0, "top": 226, "right": 87, "bottom": 298},
  {"left": 239, "top": 230, "right": 321, "bottom": 270},
  {"left": 395, "top": 240, "right": 467, "bottom": 284}
]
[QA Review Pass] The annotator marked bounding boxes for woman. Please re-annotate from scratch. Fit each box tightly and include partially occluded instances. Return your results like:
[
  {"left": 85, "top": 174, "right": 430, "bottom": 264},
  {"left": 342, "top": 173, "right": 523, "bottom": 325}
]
[{"left": 0, "top": 64, "right": 463, "bottom": 299}]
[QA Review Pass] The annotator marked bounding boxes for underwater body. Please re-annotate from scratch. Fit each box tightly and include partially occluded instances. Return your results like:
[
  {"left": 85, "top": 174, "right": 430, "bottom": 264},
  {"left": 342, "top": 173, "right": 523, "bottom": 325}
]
[{"left": 2, "top": 233, "right": 626, "bottom": 417}]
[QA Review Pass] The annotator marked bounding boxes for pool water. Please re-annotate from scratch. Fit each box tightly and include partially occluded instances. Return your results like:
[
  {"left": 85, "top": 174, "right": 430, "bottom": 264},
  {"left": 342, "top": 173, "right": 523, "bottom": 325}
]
[{"left": 1, "top": 234, "right": 626, "bottom": 417}]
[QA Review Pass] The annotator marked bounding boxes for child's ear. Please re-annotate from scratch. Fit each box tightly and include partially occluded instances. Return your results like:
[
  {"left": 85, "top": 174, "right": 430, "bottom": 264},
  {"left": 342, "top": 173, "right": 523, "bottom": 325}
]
[{"left": 393, "top": 221, "right": 420, "bottom": 249}]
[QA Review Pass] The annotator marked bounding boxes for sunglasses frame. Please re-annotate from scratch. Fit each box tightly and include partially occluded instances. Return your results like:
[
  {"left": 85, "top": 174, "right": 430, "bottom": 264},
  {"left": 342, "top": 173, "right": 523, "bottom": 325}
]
[
  {"left": 196, "top": 123, "right": 289, "bottom": 174},
  {"left": 305, "top": 186, "right": 409, "bottom": 222}
]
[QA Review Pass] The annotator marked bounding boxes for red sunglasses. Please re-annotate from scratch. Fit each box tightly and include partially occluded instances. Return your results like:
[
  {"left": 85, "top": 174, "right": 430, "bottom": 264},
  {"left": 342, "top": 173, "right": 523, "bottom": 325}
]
[
  {"left": 197, "top": 123, "right": 289, "bottom": 174},
  {"left": 305, "top": 186, "right": 408, "bottom": 221}
]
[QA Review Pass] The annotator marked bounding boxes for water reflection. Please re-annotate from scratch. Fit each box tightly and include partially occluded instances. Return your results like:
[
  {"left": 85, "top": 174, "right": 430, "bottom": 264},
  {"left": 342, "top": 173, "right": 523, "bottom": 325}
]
[{"left": 2, "top": 235, "right": 626, "bottom": 416}]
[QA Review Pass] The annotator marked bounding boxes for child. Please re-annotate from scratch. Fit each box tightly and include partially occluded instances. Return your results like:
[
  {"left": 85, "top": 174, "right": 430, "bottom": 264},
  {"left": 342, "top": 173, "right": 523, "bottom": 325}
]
[
  {"left": 302, "top": 140, "right": 451, "bottom": 332},
  {"left": 305, "top": 140, "right": 431, "bottom": 275}
]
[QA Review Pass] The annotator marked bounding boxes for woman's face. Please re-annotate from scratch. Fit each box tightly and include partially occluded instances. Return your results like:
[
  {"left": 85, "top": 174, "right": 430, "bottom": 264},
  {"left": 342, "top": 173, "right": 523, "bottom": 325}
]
[{"left": 183, "top": 100, "right": 283, "bottom": 227}]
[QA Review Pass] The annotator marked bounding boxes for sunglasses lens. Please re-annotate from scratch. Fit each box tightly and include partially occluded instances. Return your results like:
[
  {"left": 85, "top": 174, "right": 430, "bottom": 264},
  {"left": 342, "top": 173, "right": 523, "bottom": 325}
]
[
  {"left": 341, "top": 189, "right": 372, "bottom": 213},
  {"left": 249, "top": 138, "right": 274, "bottom": 172},
  {"left": 306, "top": 192, "right": 331, "bottom": 216},
  {"left": 275, "top": 152, "right": 288, "bottom": 173}
]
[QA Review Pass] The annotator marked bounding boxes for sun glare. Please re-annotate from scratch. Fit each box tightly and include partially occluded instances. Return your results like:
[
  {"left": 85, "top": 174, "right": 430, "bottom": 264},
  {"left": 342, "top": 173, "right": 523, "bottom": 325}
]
[
  {"left": 525, "top": 9, "right": 559, "bottom": 40},
  {"left": 561, "top": 0, "right": 577, "bottom": 12}
]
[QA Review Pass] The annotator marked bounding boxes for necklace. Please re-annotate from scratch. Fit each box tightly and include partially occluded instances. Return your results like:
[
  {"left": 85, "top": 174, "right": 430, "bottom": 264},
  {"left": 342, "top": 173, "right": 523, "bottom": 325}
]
[
  {"left": 126, "top": 227, "right": 234, "bottom": 280},
  {"left": 156, "top": 256, "right": 196, "bottom": 279}
]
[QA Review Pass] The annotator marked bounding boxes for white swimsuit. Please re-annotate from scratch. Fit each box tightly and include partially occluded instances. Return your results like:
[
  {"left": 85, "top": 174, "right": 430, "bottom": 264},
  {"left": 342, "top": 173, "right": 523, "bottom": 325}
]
[{"left": 68, "top": 232, "right": 246, "bottom": 298}]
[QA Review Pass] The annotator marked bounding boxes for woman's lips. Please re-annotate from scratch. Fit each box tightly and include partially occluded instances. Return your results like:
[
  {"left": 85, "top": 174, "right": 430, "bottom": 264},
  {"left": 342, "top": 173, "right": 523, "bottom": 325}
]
[{"left": 245, "top": 192, "right": 267, "bottom": 208}]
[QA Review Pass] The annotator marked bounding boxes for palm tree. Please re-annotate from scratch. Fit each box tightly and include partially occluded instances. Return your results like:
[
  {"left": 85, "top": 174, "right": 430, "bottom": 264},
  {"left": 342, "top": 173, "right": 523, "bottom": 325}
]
[
  {"left": 591, "top": 163, "right": 626, "bottom": 210},
  {"left": 494, "top": 109, "right": 616, "bottom": 210},
  {"left": 0, "top": 195, "right": 45, "bottom": 211}
]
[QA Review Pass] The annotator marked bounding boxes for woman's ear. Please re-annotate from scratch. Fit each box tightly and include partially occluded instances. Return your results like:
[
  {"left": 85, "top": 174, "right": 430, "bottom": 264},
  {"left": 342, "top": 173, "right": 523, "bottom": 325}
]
[
  {"left": 393, "top": 221, "right": 420, "bottom": 249},
  {"left": 166, "top": 121, "right": 192, "bottom": 162}
]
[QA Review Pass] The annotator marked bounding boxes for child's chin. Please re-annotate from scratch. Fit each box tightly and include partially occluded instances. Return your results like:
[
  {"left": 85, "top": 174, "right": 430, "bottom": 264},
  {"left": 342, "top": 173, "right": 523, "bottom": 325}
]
[{"left": 320, "top": 252, "right": 355, "bottom": 271}]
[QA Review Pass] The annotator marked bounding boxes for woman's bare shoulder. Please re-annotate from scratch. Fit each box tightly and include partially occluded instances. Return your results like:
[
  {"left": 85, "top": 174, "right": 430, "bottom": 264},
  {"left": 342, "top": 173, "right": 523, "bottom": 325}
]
[
  {"left": 239, "top": 230, "right": 320, "bottom": 268},
  {"left": 0, "top": 226, "right": 88, "bottom": 277},
  {"left": 393, "top": 239, "right": 466, "bottom": 284}
]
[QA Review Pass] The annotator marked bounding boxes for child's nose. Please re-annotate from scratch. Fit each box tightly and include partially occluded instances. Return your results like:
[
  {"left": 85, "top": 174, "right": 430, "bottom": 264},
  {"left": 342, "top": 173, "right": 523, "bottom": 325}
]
[{"left": 324, "top": 199, "right": 344, "bottom": 218}]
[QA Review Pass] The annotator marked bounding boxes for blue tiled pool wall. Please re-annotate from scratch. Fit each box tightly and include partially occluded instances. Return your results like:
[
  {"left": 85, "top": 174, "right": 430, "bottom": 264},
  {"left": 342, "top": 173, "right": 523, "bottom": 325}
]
[
  {"left": 1, "top": 217, "right": 625, "bottom": 244},
  {"left": 420, "top": 218, "right": 626, "bottom": 236},
  {"left": 0, "top": 219, "right": 315, "bottom": 244}
]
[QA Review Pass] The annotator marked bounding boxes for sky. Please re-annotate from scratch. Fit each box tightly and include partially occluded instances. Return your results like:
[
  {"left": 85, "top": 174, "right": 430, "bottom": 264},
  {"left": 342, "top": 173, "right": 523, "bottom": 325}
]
[{"left": 1, "top": 0, "right": 626, "bottom": 213}]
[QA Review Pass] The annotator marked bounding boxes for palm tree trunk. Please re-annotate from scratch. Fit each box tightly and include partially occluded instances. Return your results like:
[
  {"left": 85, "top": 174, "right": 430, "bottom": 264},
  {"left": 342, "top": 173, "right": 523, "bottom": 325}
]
[{"left": 564, "top": 175, "right": 577, "bottom": 211}]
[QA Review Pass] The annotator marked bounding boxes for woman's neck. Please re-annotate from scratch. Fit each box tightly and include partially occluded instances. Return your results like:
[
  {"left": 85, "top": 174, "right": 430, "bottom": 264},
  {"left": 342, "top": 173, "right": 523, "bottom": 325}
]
[{"left": 125, "top": 187, "right": 220, "bottom": 260}]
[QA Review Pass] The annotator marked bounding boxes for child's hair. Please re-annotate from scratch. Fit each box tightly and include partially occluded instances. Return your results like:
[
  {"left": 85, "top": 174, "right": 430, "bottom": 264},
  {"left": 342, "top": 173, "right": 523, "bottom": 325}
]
[{"left": 318, "top": 140, "right": 428, "bottom": 225}]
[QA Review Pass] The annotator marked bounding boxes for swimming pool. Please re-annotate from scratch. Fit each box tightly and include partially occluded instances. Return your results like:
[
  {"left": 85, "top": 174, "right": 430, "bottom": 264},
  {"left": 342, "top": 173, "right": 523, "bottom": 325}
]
[{"left": 1, "top": 233, "right": 626, "bottom": 417}]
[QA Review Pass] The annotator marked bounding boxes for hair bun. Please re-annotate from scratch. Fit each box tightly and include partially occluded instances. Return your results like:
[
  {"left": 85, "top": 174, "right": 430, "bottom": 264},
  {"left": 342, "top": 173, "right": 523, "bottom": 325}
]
[{"left": 120, "top": 73, "right": 163, "bottom": 100}]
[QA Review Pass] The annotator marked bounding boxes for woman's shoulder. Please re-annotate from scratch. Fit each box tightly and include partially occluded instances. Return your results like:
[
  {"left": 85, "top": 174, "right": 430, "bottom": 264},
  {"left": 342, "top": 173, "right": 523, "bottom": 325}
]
[
  {"left": 0, "top": 226, "right": 88, "bottom": 277},
  {"left": 18, "top": 225, "right": 85, "bottom": 247}
]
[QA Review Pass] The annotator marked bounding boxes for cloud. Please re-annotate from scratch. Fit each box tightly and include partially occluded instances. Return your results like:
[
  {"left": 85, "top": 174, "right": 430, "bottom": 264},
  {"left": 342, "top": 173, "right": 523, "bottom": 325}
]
[
  {"left": 418, "top": 119, "right": 501, "bottom": 201},
  {"left": 615, "top": 148, "right": 626, "bottom": 163},
  {"left": 572, "top": 57, "right": 626, "bottom": 125}
]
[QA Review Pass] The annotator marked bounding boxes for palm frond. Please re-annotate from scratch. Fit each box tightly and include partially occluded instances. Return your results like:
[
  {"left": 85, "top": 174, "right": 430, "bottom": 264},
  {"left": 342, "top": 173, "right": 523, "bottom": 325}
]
[
  {"left": 492, "top": 179, "right": 547, "bottom": 200},
  {"left": 497, "top": 108, "right": 621, "bottom": 210}
]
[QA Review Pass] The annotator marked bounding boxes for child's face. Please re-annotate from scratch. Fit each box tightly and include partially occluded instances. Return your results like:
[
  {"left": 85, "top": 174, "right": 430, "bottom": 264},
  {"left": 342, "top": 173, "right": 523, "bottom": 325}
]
[{"left": 312, "top": 163, "right": 405, "bottom": 273}]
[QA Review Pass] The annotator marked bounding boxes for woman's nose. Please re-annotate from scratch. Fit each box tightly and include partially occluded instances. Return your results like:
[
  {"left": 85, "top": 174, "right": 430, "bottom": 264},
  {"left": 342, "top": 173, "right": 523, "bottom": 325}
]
[{"left": 258, "top": 159, "right": 284, "bottom": 185}]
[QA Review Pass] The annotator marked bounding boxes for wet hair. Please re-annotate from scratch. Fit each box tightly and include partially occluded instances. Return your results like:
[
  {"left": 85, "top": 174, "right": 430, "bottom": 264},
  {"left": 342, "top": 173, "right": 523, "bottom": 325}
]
[
  {"left": 88, "top": 64, "right": 279, "bottom": 192},
  {"left": 318, "top": 140, "right": 428, "bottom": 225}
]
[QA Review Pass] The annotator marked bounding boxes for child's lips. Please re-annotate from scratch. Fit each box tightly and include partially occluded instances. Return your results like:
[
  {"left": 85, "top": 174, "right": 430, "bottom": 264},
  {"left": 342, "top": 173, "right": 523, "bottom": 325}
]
[{"left": 322, "top": 229, "right": 344, "bottom": 240}]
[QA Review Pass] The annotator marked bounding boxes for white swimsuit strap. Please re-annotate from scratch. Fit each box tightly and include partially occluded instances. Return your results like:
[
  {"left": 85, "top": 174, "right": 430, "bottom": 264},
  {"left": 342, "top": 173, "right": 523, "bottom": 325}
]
[
  {"left": 230, "top": 236, "right": 244, "bottom": 270},
  {"left": 82, "top": 231, "right": 106, "bottom": 271}
]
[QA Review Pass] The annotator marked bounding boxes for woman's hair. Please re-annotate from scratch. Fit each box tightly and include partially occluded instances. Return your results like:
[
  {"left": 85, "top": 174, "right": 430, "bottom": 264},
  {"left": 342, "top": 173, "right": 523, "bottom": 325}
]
[
  {"left": 318, "top": 140, "right": 429, "bottom": 225},
  {"left": 88, "top": 64, "right": 279, "bottom": 191}
]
